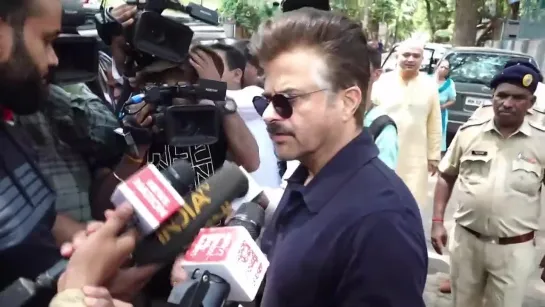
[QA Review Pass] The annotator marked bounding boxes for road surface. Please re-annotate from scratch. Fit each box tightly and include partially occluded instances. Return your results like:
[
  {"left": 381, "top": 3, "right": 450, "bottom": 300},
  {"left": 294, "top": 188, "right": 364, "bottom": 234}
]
[{"left": 422, "top": 175, "right": 545, "bottom": 306}]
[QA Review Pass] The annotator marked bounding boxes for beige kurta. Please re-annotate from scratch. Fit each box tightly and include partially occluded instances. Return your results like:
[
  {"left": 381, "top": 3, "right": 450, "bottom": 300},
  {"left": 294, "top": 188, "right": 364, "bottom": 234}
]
[{"left": 372, "top": 71, "right": 442, "bottom": 207}]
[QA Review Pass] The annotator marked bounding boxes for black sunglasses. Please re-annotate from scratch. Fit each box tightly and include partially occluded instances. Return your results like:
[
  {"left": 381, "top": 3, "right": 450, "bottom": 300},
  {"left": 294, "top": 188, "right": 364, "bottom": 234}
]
[{"left": 252, "top": 89, "right": 326, "bottom": 119}]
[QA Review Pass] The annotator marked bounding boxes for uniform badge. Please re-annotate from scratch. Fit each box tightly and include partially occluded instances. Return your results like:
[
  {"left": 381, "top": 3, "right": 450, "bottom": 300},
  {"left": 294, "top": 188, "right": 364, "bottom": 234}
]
[
  {"left": 522, "top": 74, "right": 533, "bottom": 87},
  {"left": 517, "top": 152, "right": 537, "bottom": 164},
  {"left": 471, "top": 150, "right": 487, "bottom": 156}
]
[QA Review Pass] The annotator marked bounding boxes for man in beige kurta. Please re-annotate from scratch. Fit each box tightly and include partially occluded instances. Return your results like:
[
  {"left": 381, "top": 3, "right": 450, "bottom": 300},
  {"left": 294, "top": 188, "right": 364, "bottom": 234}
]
[{"left": 372, "top": 41, "right": 442, "bottom": 207}]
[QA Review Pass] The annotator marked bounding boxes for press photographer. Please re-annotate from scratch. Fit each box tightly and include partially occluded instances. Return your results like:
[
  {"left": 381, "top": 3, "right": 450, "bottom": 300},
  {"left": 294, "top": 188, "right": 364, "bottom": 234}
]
[
  {"left": 89, "top": 1, "right": 259, "bottom": 303},
  {"left": 92, "top": 1, "right": 258, "bottom": 191}
]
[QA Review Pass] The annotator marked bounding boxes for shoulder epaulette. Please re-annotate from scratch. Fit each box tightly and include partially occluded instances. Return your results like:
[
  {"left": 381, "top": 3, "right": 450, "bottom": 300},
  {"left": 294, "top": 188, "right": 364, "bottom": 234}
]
[
  {"left": 460, "top": 118, "right": 489, "bottom": 130},
  {"left": 528, "top": 120, "right": 545, "bottom": 132},
  {"left": 532, "top": 104, "right": 545, "bottom": 115}
]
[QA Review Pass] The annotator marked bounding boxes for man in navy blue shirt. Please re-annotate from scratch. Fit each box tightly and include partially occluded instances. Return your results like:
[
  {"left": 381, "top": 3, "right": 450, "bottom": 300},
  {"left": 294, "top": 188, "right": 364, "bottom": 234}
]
[{"left": 252, "top": 8, "right": 428, "bottom": 306}]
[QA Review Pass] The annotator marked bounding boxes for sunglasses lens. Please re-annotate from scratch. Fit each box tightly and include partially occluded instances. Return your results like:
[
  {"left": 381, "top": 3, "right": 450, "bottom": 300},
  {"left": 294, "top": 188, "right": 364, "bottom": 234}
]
[
  {"left": 252, "top": 96, "right": 268, "bottom": 116},
  {"left": 252, "top": 95, "right": 293, "bottom": 118},
  {"left": 271, "top": 95, "right": 293, "bottom": 118}
]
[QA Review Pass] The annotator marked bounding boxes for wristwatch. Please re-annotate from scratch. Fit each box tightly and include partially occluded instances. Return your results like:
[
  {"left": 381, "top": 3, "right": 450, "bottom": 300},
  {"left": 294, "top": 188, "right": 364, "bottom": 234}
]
[{"left": 219, "top": 97, "right": 238, "bottom": 115}]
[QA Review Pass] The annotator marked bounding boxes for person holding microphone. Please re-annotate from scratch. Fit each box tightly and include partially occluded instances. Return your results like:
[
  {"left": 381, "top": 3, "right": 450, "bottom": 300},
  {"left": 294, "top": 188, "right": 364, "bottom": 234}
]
[{"left": 52, "top": 205, "right": 137, "bottom": 307}]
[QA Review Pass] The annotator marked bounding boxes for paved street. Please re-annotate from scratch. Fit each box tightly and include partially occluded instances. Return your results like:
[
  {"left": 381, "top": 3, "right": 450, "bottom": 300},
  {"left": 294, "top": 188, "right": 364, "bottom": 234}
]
[{"left": 422, "top": 176, "right": 545, "bottom": 306}]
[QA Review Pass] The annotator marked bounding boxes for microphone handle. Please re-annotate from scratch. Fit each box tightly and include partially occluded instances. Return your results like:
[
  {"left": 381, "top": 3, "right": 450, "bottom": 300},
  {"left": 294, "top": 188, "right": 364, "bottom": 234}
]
[
  {"left": 168, "top": 270, "right": 230, "bottom": 307},
  {"left": 34, "top": 259, "right": 68, "bottom": 289}
]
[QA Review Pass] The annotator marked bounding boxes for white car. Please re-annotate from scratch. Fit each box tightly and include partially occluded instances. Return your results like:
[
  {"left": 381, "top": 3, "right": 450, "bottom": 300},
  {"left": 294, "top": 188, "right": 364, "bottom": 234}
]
[{"left": 82, "top": 0, "right": 101, "bottom": 10}]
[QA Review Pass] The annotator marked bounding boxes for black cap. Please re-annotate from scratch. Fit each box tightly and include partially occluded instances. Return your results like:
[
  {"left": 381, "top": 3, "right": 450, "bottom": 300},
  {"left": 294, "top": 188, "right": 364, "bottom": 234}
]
[
  {"left": 280, "top": 0, "right": 330, "bottom": 12},
  {"left": 490, "top": 59, "right": 542, "bottom": 94}
]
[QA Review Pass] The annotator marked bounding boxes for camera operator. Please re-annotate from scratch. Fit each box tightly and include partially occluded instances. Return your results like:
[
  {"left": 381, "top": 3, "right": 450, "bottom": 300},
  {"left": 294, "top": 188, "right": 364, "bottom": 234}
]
[
  {"left": 105, "top": 3, "right": 259, "bottom": 176},
  {"left": 210, "top": 43, "right": 280, "bottom": 188}
]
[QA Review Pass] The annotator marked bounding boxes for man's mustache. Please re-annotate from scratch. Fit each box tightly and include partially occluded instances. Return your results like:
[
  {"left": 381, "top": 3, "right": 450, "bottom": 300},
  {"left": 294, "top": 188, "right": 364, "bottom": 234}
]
[{"left": 267, "top": 123, "right": 293, "bottom": 135}]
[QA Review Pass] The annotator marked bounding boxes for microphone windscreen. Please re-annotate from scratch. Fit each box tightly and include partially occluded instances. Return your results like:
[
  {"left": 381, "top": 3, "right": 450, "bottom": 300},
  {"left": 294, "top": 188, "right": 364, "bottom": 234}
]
[
  {"left": 161, "top": 159, "right": 195, "bottom": 196},
  {"left": 227, "top": 202, "right": 265, "bottom": 240}
]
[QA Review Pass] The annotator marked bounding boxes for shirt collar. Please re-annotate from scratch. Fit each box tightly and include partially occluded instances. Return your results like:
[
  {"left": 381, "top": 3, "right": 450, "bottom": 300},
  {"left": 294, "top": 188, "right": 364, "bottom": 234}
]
[
  {"left": 483, "top": 117, "right": 532, "bottom": 137},
  {"left": 287, "top": 131, "right": 379, "bottom": 213}
]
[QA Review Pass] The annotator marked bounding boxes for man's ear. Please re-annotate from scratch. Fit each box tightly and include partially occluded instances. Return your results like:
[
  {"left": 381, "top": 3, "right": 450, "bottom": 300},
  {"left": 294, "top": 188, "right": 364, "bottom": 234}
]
[
  {"left": 234, "top": 68, "right": 244, "bottom": 84},
  {"left": 341, "top": 86, "right": 362, "bottom": 122},
  {"left": 530, "top": 95, "right": 537, "bottom": 107}
]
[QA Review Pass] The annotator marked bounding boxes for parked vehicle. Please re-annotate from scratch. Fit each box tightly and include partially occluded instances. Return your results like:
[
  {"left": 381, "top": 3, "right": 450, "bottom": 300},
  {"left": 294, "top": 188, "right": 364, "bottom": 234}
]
[{"left": 441, "top": 47, "right": 538, "bottom": 143}]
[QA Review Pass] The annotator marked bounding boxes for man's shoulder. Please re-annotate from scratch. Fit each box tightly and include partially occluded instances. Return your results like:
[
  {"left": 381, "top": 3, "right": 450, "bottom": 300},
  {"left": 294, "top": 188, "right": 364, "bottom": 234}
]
[{"left": 341, "top": 162, "right": 417, "bottom": 215}]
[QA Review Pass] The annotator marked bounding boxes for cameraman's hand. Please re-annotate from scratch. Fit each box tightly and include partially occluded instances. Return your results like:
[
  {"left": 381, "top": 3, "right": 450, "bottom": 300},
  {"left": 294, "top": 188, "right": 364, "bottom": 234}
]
[
  {"left": 110, "top": 5, "right": 137, "bottom": 76},
  {"left": 190, "top": 49, "right": 221, "bottom": 81},
  {"left": 111, "top": 4, "right": 138, "bottom": 29}
]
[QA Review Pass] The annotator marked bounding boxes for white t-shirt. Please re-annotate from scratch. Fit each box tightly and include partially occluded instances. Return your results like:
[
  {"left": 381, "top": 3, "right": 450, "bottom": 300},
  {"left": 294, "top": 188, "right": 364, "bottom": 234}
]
[{"left": 227, "top": 86, "right": 281, "bottom": 189}]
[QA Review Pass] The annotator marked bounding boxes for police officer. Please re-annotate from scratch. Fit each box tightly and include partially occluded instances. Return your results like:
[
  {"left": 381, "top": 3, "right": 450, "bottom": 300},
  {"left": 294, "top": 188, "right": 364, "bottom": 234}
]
[
  {"left": 431, "top": 60, "right": 545, "bottom": 307},
  {"left": 468, "top": 60, "right": 545, "bottom": 126}
]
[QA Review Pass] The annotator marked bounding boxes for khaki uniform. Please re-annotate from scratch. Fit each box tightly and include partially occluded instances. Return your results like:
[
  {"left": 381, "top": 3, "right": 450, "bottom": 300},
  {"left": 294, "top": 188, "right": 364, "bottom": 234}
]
[
  {"left": 439, "top": 116, "right": 545, "bottom": 307},
  {"left": 49, "top": 289, "right": 87, "bottom": 307}
]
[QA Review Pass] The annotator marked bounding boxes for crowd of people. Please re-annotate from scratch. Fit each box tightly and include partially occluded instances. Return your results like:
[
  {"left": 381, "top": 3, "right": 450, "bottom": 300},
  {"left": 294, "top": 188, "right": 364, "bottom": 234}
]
[{"left": 2, "top": 0, "right": 545, "bottom": 306}]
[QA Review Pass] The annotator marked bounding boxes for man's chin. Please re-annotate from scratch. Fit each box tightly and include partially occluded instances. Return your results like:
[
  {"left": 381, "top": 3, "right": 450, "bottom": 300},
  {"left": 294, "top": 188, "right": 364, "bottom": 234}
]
[{"left": 0, "top": 84, "right": 47, "bottom": 115}]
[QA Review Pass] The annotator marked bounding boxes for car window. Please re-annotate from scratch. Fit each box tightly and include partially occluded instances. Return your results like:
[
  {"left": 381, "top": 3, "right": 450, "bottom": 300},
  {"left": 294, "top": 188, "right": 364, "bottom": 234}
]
[{"left": 444, "top": 52, "right": 535, "bottom": 86}]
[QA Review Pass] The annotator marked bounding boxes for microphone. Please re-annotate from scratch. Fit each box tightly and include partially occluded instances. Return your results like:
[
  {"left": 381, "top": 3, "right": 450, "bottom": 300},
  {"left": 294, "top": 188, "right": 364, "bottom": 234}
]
[
  {"left": 0, "top": 160, "right": 195, "bottom": 306},
  {"left": 231, "top": 167, "right": 268, "bottom": 210},
  {"left": 0, "top": 162, "right": 251, "bottom": 307},
  {"left": 110, "top": 159, "right": 195, "bottom": 235},
  {"left": 0, "top": 259, "right": 68, "bottom": 307},
  {"left": 168, "top": 202, "right": 269, "bottom": 306},
  {"left": 132, "top": 161, "right": 249, "bottom": 265}
]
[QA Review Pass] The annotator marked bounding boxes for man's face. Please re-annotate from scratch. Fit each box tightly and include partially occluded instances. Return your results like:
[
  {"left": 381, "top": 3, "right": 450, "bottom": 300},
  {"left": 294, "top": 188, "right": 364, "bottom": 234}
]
[
  {"left": 366, "top": 66, "right": 382, "bottom": 105},
  {"left": 262, "top": 48, "right": 345, "bottom": 161},
  {"left": 397, "top": 46, "right": 423, "bottom": 73},
  {"left": 492, "top": 83, "right": 534, "bottom": 128},
  {"left": 244, "top": 62, "right": 261, "bottom": 87},
  {"left": 214, "top": 49, "right": 241, "bottom": 90},
  {"left": 0, "top": 0, "right": 61, "bottom": 115}
]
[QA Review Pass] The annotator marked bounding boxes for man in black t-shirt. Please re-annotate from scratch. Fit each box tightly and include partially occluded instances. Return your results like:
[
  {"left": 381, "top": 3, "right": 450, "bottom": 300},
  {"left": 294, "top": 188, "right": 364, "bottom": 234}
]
[{"left": 130, "top": 45, "right": 259, "bottom": 189}]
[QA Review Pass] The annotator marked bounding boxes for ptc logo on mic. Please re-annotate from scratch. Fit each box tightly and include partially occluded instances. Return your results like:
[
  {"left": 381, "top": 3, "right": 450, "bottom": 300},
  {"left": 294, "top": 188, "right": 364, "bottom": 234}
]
[{"left": 181, "top": 226, "right": 269, "bottom": 302}]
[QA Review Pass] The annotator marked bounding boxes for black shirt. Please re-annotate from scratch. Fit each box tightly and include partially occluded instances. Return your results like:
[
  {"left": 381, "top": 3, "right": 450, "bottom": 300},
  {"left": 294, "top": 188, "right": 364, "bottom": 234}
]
[
  {"left": 260, "top": 131, "right": 428, "bottom": 307},
  {"left": 146, "top": 127, "right": 228, "bottom": 189},
  {"left": 0, "top": 122, "right": 61, "bottom": 305},
  {"left": 144, "top": 128, "right": 228, "bottom": 300}
]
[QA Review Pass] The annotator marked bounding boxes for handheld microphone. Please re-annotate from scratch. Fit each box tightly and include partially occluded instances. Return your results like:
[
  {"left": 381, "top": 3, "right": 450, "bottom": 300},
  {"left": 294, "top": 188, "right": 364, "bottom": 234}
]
[
  {"left": 0, "top": 259, "right": 68, "bottom": 307},
  {"left": 169, "top": 202, "right": 269, "bottom": 305},
  {"left": 132, "top": 161, "right": 249, "bottom": 265},
  {"left": 110, "top": 159, "right": 195, "bottom": 235}
]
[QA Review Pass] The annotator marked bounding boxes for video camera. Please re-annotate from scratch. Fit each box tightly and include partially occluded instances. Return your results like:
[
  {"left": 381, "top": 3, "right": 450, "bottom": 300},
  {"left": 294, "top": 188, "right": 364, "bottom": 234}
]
[
  {"left": 121, "top": 79, "right": 227, "bottom": 147},
  {"left": 51, "top": 0, "right": 99, "bottom": 85},
  {"left": 95, "top": 0, "right": 219, "bottom": 69},
  {"left": 95, "top": 0, "right": 226, "bottom": 148}
]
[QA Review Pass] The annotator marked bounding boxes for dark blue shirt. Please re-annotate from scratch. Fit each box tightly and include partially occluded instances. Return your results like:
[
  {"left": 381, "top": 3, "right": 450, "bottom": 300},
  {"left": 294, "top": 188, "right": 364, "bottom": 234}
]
[
  {"left": 0, "top": 122, "right": 61, "bottom": 303},
  {"left": 260, "top": 131, "right": 427, "bottom": 307}
]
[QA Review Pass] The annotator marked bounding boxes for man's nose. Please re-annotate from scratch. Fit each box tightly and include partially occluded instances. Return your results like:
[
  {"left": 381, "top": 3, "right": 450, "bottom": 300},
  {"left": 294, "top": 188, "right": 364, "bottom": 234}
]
[
  {"left": 502, "top": 96, "right": 515, "bottom": 108},
  {"left": 262, "top": 103, "right": 283, "bottom": 123},
  {"left": 49, "top": 48, "right": 59, "bottom": 67}
]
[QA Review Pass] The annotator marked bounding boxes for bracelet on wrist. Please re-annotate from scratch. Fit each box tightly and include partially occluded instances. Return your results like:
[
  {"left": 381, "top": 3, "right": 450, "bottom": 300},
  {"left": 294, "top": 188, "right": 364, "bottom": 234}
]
[
  {"left": 125, "top": 153, "right": 143, "bottom": 165},
  {"left": 432, "top": 218, "right": 444, "bottom": 222}
]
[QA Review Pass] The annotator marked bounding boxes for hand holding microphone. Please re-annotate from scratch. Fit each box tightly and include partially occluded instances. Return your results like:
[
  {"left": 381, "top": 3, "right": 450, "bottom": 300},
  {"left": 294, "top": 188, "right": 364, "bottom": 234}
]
[{"left": 57, "top": 205, "right": 138, "bottom": 292}]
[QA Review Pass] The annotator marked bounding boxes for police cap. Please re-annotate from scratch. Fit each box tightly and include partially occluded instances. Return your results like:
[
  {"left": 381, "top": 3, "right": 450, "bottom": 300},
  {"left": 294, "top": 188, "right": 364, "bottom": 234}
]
[{"left": 490, "top": 59, "right": 542, "bottom": 94}]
